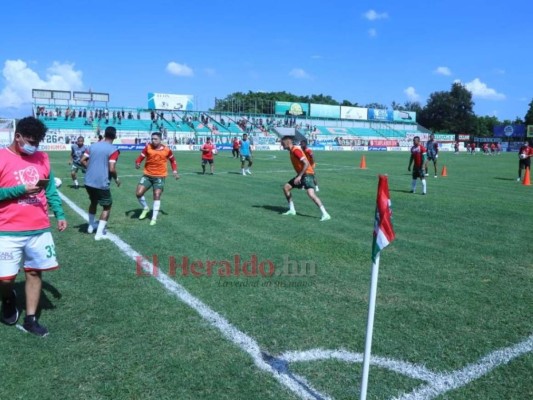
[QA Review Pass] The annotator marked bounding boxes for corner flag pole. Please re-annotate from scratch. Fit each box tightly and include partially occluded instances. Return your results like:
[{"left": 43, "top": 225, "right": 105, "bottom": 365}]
[
  {"left": 360, "top": 175, "right": 395, "bottom": 400},
  {"left": 360, "top": 252, "right": 381, "bottom": 400}
]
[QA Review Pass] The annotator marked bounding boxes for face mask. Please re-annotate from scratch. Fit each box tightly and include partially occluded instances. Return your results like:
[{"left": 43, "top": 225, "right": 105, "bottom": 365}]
[{"left": 18, "top": 137, "right": 38, "bottom": 155}]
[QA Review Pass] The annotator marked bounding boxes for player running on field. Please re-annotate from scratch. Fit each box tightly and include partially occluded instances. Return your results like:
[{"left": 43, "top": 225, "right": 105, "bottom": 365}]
[
  {"left": 281, "top": 135, "right": 330, "bottom": 221},
  {"left": 300, "top": 139, "right": 319, "bottom": 191},
  {"left": 135, "top": 132, "right": 179, "bottom": 225},
  {"left": 408, "top": 136, "right": 427, "bottom": 195},
  {"left": 69, "top": 136, "right": 88, "bottom": 188}
]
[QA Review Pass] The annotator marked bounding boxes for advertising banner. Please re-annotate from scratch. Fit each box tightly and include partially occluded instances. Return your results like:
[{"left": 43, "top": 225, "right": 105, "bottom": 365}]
[
  {"left": 310, "top": 104, "right": 340, "bottom": 119},
  {"left": 340, "top": 106, "right": 367, "bottom": 120},
  {"left": 148, "top": 93, "right": 194, "bottom": 111},
  {"left": 274, "top": 101, "right": 309, "bottom": 116},
  {"left": 493, "top": 124, "right": 525, "bottom": 138}
]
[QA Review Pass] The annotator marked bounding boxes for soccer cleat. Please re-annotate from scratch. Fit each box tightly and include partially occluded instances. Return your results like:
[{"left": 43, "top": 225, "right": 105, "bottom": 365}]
[
  {"left": 139, "top": 208, "right": 150, "bottom": 220},
  {"left": 87, "top": 224, "right": 97, "bottom": 234},
  {"left": 422, "top": 192, "right": 427, "bottom": 195},
  {"left": 150, "top": 219, "right": 157, "bottom": 226},
  {"left": 320, "top": 214, "right": 331, "bottom": 222},
  {"left": 434, "top": 175, "right": 438, "bottom": 178},
  {"left": 21, "top": 315, "right": 49, "bottom": 337},
  {"left": 242, "top": 171, "right": 246, "bottom": 176},
  {"left": 517, "top": 178, "right": 521, "bottom": 182},
  {"left": 283, "top": 210, "right": 296, "bottom": 216},
  {"left": 1, "top": 290, "right": 19, "bottom": 325},
  {"left": 424, "top": 173, "right": 429, "bottom": 177},
  {"left": 315, "top": 187, "right": 320, "bottom": 192},
  {"left": 246, "top": 169, "right": 252, "bottom": 175},
  {"left": 94, "top": 233, "right": 109, "bottom": 241}
]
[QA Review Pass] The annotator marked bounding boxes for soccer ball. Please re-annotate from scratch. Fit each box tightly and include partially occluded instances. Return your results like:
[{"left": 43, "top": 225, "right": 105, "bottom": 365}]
[
  {"left": 54, "top": 177, "right": 62, "bottom": 188},
  {"left": 520, "top": 153, "right": 527, "bottom": 159},
  {"left": 213, "top": 148, "right": 218, "bottom": 155}
]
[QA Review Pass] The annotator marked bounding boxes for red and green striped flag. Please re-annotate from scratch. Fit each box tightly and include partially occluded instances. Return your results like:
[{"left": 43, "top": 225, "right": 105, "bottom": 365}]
[{"left": 371, "top": 175, "right": 395, "bottom": 262}]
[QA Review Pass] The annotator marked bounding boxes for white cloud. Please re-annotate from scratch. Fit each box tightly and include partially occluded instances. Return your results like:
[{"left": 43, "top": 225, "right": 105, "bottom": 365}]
[
  {"left": 434, "top": 66, "right": 452, "bottom": 76},
  {"left": 463, "top": 78, "right": 506, "bottom": 100},
  {"left": 493, "top": 68, "right": 505, "bottom": 75},
  {"left": 368, "top": 28, "right": 377, "bottom": 37},
  {"left": 166, "top": 62, "right": 194, "bottom": 77},
  {"left": 0, "top": 59, "right": 83, "bottom": 108},
  {"left": 363, "top": 10, "right": 389, "bottom": 21},
  {"left": 404, "top": 86, "right": 420, "bottom": 101},
  {"left": 289, "top": 68, "right": 311, "bottom": 79}
]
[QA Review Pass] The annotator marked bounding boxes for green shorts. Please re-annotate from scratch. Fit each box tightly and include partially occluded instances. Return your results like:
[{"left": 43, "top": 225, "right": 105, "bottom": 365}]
[
  {"left": 85, "top": 185, "right": 113, "bottom": 207},
  {"left": 288, "top": 174, "right": 316, "bottom": 190},
  {"left": 139, "top": 175, "right": 166, "bottom": 191},
  {"left": 71, "top": 162, "right": 86, "bottom": 173},
  {"left": 240, "top": 155, "right": 252, "bottom": 163}
]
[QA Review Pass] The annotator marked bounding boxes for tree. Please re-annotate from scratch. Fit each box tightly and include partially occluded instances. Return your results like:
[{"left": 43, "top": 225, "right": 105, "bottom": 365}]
[
  {"left": 418, "top": 83, "right": 475, "bottom": 133},
  {"left": 523, "top": 99, "right": 533, "bottom": 126}
]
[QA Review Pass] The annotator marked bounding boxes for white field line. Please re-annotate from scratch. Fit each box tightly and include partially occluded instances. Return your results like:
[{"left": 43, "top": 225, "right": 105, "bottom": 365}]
[
  {"left": 280, "top": 349, "right": 439, "bottom": 383},
  {"left": 393, "top": 333, "right": 533, "bottom": 400},
  {"left": 58, "top": 192, "right": 332, "bottom": 400}
]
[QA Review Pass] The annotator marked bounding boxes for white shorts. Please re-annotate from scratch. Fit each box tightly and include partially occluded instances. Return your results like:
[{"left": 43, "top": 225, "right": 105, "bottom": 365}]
[{"left": 0, "top": 232, "right": 59, "bottom": 280}]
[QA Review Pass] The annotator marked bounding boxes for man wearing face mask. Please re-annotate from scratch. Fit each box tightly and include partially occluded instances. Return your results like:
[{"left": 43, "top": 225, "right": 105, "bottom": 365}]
[{"left": 0, "top": 116, "right": 67, "bottom": 337}]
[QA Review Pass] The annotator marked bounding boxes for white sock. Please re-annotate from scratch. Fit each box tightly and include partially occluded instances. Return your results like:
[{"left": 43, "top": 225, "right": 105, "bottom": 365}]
[
  {"left": 422, "top": 179, "right": 427, "bottom": 194},
  {"left": 288, "top": 200, "right": 295, "bottom": 212},
  {"left": 74, "top": 179, "right": 79, "bottom": 186},
  {"left": 411, "top": 179, "right": 417, "bottom": 192},
  {"left": 88, "top": 213, "right": 96, "bottom": 227},
  {"left": 241, "top": 168, "right": 245, "bottom": 174},
  {"left": 96, "top": 220, "right": 107, "bottom": 236},
  {"left": 319, "top": 205, "right": 328, "bottom": 215},
  {"left": 152, "top": 200, "right": 161, "bottom": 220},
  {"left": 138, "top": 196, "right": 148, "bottom": 209}
]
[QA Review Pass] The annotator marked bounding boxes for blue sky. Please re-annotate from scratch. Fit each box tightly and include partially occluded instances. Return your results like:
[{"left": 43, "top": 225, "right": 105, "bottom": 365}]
[{"left": 1, "top": 0, "right": 532, "bottom": 121}]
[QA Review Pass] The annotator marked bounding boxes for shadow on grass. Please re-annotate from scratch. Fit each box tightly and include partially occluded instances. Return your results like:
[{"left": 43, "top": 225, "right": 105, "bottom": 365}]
[
  {"left": 13, "top": 280, "right": 62, "bottom": 317},
  {"left": 494, "top": 177, "right": 517, "bottom": 181},
  {"left": 125, "top": 209, "right": 168, "bottom": 219},
  {"left": 390, "top": 189, "right": 415, "bottom": 194},
  {"left": 252, "top": 205, "right": 317, "bottom": 219}
]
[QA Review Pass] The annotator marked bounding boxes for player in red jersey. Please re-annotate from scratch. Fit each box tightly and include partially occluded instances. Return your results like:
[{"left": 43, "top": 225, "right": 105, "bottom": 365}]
[
  {"left": 517, "top": 141, "right": 533, "bottom": 181},
  {"left": 299, "top": 139, "right": 319, "bottom": 192},
  {"left": 232, "top": 137, "right": 240, "bottom": 158},
  {"left": 408, "top": 136, "right": 427, "bottom": 195},
  {"left": 200, "top": 137, "right": 216, "bottom": 175}
]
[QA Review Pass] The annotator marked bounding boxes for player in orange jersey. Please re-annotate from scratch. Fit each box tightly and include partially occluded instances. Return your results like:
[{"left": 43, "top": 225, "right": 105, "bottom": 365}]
[
  {"left": 281, "top": 136, "right": 330, "bottom": 221},
  {"left": 135, "top": 132, "right": 179, "bottom": 225},
  {"left": 299, "top": 139, "right": 319, "bottom": 192}
]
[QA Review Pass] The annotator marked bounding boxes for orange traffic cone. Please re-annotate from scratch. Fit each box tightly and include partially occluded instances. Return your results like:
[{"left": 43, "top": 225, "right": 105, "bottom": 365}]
[
  {"left": 522, "top": 167, "right": 531, "bottom": 186},
  {"left": 360, "top": 155, "right": 367, "bottom": 169},
  {"left": 441, "top": 165, "right": 447, "bottom": 177}
]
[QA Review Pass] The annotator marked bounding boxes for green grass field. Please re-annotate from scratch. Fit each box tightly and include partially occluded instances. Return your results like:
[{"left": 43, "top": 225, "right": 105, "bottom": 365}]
[{"left": 1, "top": 149, "right": 532, "bottom": 400}]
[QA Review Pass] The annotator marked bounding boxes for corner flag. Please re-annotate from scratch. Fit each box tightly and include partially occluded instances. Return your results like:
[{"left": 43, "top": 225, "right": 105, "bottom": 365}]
[
  {"left": 360, "top": 175, "right": 395, "bottom": 400},
  {"left": 371, "top": 175, "right": 395, "bottom": 262}
]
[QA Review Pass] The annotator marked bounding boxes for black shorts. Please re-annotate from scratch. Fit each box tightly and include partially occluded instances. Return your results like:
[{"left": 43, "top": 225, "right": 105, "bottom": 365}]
[
  {"left": 85, "top": 185, "right": 112, "bottom": 206},
  {"left": 412, "top": 167, "right": 425, "bottom": 179},
  {"left": 202, "top": 158, "right": 214, "bottom": 165},
  {"left": 519, "top": 158, "right": 531, "bottom": 169}
]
